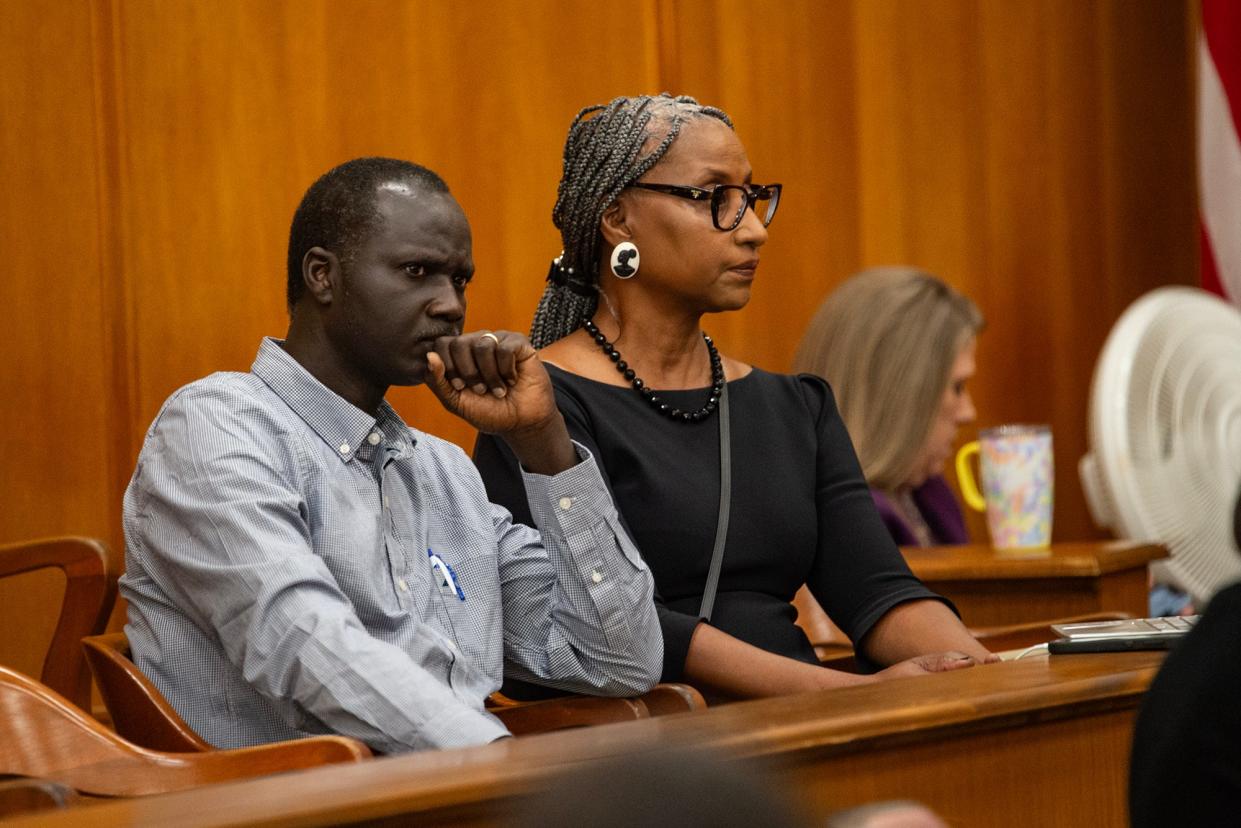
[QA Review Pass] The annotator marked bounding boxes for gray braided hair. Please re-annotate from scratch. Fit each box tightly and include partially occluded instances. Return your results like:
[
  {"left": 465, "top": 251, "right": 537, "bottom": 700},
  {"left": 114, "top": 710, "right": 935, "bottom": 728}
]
[{"left": 530, "top": 94, "right": 734, "bottom": 348}]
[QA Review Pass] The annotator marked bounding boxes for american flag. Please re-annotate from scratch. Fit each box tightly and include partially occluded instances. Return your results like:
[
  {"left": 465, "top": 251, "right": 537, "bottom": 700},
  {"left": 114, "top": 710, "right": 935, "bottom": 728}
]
[{"left": 1200, "top": 0, "right": 1241, "bottom": 305}]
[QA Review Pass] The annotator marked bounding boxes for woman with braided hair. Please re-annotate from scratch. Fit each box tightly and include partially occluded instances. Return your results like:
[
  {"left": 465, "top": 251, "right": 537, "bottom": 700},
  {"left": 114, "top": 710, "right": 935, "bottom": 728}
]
[{"left": 474, "top": 94, "right": 995, "bottom": 700}]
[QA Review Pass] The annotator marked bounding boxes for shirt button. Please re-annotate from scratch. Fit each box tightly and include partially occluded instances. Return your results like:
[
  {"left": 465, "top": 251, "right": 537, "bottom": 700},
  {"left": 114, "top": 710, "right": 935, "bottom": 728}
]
[
  {"left": 397, "top": 579, "right": 409, "bottom": 592},
  {"left": 338, "top": 442, "right": 350, "bottom": 455},
  {"left": 591, "top": 570, "right": 603, "bottom": 584},
  {"left": 368, "top": 432, "right": 382, "bottom": 445},
  {"left": 383, "top": 496, "right": 390, "bottom": 509},
  {"left": 558, "top": 497, "right": 573, "bottom": 511}
]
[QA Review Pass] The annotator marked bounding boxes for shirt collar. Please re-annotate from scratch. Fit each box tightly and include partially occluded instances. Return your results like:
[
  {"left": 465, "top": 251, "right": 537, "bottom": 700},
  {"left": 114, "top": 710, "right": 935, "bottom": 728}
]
[{"left": 251, "top": 337, "right": 414, "bottom": 463}]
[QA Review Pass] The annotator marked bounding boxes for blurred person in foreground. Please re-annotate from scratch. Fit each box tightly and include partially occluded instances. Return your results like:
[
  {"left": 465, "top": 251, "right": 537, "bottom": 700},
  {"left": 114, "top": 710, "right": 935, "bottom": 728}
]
[
  {"left": 513, "top": 748, "right": 947, "bottom": 828},
  {"left": 1128, "top": 485, "right": 1241, "bottom": 825}
]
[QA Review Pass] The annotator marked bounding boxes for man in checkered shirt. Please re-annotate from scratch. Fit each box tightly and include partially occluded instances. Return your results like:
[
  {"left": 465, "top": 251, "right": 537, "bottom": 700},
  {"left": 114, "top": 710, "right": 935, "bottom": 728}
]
[{"left": 120, "top": 158, "right": 662, "bottom": 753}]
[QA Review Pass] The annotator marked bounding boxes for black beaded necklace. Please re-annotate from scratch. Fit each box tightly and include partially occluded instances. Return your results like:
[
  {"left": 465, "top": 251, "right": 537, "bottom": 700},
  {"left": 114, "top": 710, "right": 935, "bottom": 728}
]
[{"left": 581, "top": 318, "right": 724, "bottom": 423}]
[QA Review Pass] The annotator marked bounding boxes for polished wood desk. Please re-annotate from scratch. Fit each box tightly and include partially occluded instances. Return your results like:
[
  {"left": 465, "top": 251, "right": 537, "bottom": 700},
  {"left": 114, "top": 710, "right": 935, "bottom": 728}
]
[
  {"left": 18, "top": 650, "right": 1164, "bottom": 827},
  {"left": 903, "top": 541, "right": 1167, "bottom": 627}
]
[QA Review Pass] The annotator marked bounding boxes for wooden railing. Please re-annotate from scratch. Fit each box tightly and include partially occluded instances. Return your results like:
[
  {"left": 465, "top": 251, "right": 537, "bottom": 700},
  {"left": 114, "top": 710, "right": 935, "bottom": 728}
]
[{"left": 15, "top": 649, "right": 1165, "bottom": 827}]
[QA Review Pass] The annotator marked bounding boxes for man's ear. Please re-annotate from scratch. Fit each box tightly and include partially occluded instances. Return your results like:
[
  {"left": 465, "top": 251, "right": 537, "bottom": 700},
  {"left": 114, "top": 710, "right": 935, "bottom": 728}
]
[
  {"left": 302, "top": 246, "right": 338, "bottom": 305},
  {"left": 599, "top": 197, "right": 633, "bottom": 248}
]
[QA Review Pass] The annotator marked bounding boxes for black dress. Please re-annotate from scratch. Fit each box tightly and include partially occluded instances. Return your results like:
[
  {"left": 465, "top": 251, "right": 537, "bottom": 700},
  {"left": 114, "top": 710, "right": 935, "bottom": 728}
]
[
  {"left": 473, "top": 364, "right": 948, "bottom": 681},
  {"left": 1129, "top": 581, "right": 1241, "bottom": 825}
]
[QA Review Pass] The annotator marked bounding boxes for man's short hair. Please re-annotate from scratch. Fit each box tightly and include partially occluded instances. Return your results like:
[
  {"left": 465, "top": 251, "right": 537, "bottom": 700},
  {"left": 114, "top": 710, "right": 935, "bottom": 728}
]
[{"left": 286, "top": 157, "right": 450, "bottom": 311}]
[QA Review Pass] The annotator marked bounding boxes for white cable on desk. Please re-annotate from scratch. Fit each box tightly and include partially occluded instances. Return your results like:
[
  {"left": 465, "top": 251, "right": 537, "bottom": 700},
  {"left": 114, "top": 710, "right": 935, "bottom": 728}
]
[{"left": 1014, "top": 643, "right": 1051, "bottom": 659}]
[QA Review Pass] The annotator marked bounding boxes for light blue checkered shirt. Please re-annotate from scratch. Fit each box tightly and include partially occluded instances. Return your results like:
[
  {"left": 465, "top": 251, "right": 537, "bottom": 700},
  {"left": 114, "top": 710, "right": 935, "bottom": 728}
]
[{"left": 120, "top": 338, "right": 661, "bottom": 753}]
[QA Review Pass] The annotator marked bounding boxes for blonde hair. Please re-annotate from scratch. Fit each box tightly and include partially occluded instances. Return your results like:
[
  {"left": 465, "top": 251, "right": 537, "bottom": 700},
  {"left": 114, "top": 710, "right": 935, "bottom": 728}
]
[{"left": 792, "top": 267, "right": 983, "bottom": 491}]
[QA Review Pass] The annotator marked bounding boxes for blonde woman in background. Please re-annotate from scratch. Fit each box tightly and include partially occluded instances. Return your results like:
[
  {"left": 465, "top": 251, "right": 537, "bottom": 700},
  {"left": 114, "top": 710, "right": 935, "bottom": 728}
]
[
  {"left": 795, "top": 269, "right": 1194, "bottom": 617},
  {"left": 792, "top": 268, "right": 981, "bottom": 547}
]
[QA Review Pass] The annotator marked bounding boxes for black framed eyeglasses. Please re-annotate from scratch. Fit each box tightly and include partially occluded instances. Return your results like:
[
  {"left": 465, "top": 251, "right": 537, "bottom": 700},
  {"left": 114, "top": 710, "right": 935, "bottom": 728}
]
[{"left": 629, "top": 182, "right": 783, "bottom": 231}]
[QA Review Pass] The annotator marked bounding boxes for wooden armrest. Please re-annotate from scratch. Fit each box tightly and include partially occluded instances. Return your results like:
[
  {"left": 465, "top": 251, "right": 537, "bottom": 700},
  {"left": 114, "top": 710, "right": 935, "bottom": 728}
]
[
  {"left": 0, "top": 536, "right": 117, "bottom": 710},
  {"left": 490, "top": 695, "right": 649, "bottom": 736},
  {"left": 180, "top": 735, "right": 373, "bottom": 775},
  {"left": 0, "top": 665, "right": 371, "bottom": 799},
  {"left": 486, "top": 690, "right": 524, "bottom": 708},
  {"left": 488, "top": 682, "right": 708, "bottom": 717},
  {"left": 0, "top": 777, "right": 79, "bottom": 818},
  {"left": 81, "top": 632, "right": 214, "bottom": 753},
  {"left": 57, "top": 736, "right": 372, "bottom": 797},
  {"left": 793, "top": 585, "right": 850, "bottom": 650},
  {"left": 811, "top": 642, "right": 856, "bottom": 663},
  {"left": 638, "top": 683, "right": 707, "bottom": 715}
]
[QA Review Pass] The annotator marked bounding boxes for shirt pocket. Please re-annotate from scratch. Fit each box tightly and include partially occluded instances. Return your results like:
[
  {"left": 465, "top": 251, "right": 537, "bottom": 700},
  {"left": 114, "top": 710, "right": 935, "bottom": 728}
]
[{"left": 426, "top": 519, "right": 502, "bottom": 675}]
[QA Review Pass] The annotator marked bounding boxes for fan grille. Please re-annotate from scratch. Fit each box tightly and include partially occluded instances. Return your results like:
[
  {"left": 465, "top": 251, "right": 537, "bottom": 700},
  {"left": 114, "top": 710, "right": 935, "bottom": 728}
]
[{"left": 1090, "top": 287, "right": 1241, "bottom": 604}]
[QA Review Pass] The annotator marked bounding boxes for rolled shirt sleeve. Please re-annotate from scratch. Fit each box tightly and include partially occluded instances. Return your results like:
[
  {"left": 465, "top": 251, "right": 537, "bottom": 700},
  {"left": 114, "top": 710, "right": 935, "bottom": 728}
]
[{"left": 494, "top": 444, "right": 662, "bottom": 696}]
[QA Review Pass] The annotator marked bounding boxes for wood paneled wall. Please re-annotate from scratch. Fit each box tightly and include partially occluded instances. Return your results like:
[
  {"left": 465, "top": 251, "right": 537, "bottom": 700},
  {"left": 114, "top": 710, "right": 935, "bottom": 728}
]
[{"left": 1, "top": 0, "right": 1196, "bottom": 651}]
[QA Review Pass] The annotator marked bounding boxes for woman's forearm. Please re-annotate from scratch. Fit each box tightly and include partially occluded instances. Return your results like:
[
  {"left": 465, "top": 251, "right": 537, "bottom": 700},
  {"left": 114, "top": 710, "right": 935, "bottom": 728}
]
[
  {"left": 860, "top": 599, "right": 994, "bottom": 665},
  {"left": 681, "top": 622, "right": 871, "bottom": 699}
]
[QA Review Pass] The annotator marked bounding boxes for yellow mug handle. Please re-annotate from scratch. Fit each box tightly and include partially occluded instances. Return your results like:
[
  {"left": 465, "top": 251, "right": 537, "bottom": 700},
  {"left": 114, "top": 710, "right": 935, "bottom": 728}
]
[{"left": 955, "top": 441, "right": 986, "bottom": 512}]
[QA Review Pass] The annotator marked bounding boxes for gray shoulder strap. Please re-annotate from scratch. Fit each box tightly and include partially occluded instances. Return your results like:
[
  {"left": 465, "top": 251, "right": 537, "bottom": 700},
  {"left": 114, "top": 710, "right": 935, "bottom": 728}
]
[{"left": 698, "top": 379, "right": 731, "bottom": 621}]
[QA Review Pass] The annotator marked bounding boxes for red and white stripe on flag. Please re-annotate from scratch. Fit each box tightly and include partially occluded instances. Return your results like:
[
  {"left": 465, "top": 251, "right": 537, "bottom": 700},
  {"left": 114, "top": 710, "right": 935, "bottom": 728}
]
[{"left": 1200, "top": 0, "right": 1241, "bottom": 305}]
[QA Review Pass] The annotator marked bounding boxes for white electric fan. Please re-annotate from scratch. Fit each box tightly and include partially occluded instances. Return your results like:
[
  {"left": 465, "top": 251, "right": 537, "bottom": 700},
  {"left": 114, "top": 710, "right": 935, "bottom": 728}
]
[{"left": 1079, "top": 286, "right": 1241, "bottom": 606}]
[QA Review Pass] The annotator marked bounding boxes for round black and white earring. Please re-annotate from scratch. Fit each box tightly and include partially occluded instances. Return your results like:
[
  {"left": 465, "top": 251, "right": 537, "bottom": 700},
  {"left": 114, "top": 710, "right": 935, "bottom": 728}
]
[{"left": 609, "top": 242, "right": 640, "bottom": 279}]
